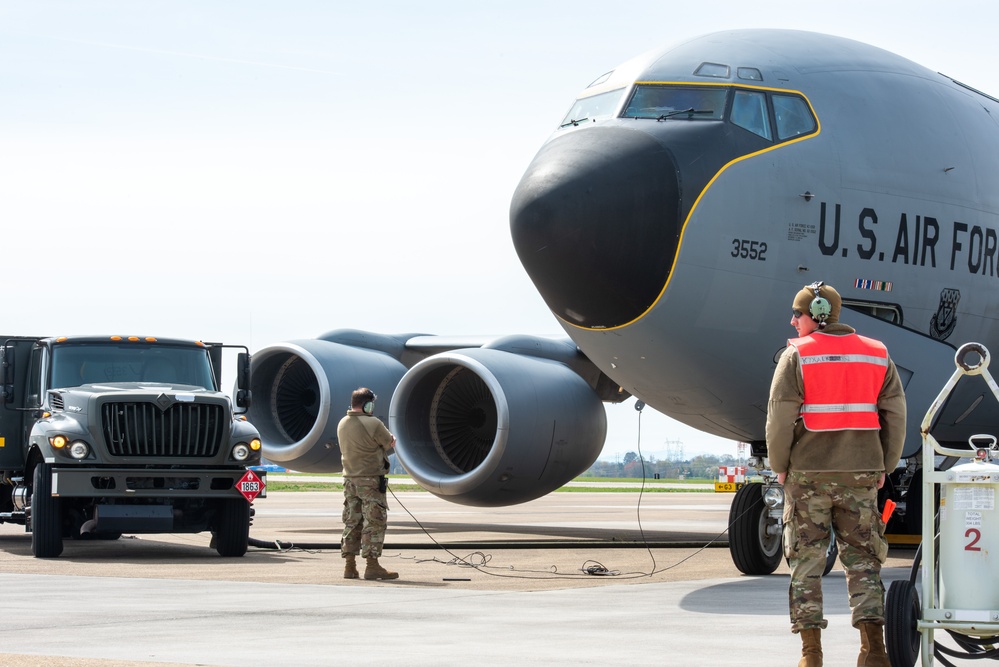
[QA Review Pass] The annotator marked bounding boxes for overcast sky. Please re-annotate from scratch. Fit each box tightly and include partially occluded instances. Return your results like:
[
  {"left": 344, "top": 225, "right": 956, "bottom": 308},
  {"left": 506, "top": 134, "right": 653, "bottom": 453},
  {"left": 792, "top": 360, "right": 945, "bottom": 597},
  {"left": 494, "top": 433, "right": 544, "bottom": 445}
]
[{"left": 2, "top": 1, "right": 997, "bottom": 461}]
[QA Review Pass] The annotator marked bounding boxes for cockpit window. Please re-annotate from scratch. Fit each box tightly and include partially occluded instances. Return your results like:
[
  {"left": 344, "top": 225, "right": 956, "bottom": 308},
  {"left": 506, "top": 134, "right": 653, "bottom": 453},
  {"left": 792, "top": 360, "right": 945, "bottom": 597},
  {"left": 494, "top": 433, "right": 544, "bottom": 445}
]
[
  {"left": 731, "top": 90, "right": 772, "bottom": 140},
  {"left": 694, "top": 63, "right": 730, "bottom": 78},
  {"left": 622, "top": 86, "right": 727, "bottom": 120},
  {"left": 559, "top": 88, "right": 626, "bottom": 127},
  {"left": 737, "top": 67, "right": 763, "bottom": 82},
  {"left": 773, "top": 95, "right": 817, "bottom": 140}
]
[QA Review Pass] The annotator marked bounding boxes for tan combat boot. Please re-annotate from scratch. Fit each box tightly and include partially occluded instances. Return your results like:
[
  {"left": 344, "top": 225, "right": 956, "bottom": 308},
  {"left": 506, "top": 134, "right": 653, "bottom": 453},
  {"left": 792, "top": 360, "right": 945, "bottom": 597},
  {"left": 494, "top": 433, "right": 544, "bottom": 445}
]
[
  {"left": 798, "top": 628, "right": 822, "bottom": 667},
  {"left": 364, "top": 557, "right": 399, "bottom": 580},
  {"left": 343, "top": 554, "right": 359, "bottom": 579},
  {"left": 857, "top": 622, "right": 889, "bottom": 667}
]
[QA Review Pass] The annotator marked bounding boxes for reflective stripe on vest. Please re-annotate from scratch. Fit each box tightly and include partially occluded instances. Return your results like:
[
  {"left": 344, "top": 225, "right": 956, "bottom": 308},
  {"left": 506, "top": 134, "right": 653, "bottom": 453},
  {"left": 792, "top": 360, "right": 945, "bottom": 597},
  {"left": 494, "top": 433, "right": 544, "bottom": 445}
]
[{"left": 789, "top": 333, "right": 889, "bottom": 431}]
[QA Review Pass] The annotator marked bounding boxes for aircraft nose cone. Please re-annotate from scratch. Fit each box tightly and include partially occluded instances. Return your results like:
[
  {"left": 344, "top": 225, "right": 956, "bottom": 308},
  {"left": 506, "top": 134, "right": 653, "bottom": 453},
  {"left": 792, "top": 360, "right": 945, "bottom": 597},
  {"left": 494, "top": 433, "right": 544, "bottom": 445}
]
[{"left": 510, "top": 126, "right": 681, "bottom": 329}]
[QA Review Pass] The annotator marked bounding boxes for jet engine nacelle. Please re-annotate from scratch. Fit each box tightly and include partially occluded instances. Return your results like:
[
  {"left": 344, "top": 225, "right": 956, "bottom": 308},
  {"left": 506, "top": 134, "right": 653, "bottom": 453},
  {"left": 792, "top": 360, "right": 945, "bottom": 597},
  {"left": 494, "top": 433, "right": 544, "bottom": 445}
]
[
  {"left": 391, "top": 348, "right": 607, "bottom": 506},
  {"left": 246, "top": 335, "right": 407, "bottom": 471}
]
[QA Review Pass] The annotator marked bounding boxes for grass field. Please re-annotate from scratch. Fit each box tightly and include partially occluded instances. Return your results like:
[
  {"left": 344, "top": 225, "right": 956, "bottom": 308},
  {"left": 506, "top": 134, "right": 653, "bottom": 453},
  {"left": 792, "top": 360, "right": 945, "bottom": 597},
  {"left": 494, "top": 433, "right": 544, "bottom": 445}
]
[{"left": 264, "top": 474, "right": 715, "bottom": 493}]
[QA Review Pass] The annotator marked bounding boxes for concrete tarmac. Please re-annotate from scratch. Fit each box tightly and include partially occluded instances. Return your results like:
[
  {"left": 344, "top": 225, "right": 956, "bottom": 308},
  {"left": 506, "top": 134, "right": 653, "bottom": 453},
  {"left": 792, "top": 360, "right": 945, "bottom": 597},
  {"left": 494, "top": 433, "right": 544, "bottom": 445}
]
[{"left": 0, "top": 490, "right": 931, "bottom": 666}]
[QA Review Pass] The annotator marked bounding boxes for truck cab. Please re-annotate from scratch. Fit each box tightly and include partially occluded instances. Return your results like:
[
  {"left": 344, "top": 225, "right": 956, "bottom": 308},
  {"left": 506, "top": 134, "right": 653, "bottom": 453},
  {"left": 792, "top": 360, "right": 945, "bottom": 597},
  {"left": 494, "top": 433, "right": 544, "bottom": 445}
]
[{"left": 0, "top": 335, "right": 263, "bottom": 558}]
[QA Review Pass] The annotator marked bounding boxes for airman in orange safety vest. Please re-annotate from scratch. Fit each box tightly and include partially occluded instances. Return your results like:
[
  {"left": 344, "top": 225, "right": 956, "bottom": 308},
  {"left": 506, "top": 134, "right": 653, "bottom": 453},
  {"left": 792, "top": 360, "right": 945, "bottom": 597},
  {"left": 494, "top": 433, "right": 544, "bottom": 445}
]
[{"left": 767, "top": 282, "right": 906, "bottom": 667}]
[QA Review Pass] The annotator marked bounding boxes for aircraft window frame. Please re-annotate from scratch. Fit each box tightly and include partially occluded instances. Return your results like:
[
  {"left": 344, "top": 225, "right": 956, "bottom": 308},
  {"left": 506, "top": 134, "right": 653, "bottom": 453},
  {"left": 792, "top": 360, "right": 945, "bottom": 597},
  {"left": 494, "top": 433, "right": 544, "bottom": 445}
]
[
  {"left": 737, "top": 67, "right": 763, "bottom": 82},
  {"left": 559, "top": 88, "right": 626, "bottom": 127},
  {"left": 620, "top": 85, "right": 728, "bottom": 121},
  {"left": 843, "top": 300, "right": 902, "bottom": 325},
  {"left": 773, "top": 94, "right": 817, "bottom": 141},
  {"left": 587, "top": 71, "right": 613, "bottom": 88},
  {"left": 694, "top": 62, "right": 730, "bottom": 78},
  {"left": 730, "top": 89, "right": 772, "bottom": 140}
]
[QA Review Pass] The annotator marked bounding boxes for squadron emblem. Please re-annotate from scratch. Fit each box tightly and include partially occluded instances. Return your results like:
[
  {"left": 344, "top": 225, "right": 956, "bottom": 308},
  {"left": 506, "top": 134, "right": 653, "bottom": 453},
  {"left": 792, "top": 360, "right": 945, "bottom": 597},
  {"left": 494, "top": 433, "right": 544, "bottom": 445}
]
[{"left": 930, "top": 288, "right": 960, "bottom": 341}]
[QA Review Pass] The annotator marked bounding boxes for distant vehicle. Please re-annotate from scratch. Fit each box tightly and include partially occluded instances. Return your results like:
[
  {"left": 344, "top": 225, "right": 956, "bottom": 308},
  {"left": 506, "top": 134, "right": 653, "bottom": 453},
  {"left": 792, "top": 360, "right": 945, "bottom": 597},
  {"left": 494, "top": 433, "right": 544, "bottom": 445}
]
[
  {"left": 247, "top": 30, "right": 999, "bottom": 574},
  {"left": 0, "top": 335, "right": 262, "bottom": 558}
]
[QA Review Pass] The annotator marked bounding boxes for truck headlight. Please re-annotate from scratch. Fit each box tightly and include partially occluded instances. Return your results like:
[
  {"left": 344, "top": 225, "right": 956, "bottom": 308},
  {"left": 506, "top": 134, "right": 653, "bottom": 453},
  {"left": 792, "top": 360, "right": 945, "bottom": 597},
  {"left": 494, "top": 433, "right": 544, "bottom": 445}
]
[
  {"left": 69, "top": 441, "right": 90, "bottom": 459},
  {"left": 763, "top": 486, "right": 784, "bottom": 508},
  {"left": 232, "top": 443, "right": 251, "bottom": 461}
]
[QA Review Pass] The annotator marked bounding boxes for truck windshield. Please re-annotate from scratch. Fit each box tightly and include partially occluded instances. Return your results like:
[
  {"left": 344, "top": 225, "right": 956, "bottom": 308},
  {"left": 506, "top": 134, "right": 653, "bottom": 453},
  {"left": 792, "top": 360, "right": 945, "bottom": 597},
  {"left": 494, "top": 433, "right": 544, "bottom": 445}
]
[{"left": 50, "top": 344, "right": 216, "bottom": 391}]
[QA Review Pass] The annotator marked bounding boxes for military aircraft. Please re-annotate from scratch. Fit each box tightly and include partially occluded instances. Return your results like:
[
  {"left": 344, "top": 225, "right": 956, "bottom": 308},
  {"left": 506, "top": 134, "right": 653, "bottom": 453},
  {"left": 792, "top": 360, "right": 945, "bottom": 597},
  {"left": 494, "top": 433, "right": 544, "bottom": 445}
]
[{"left": 246, "top": 29, "right": 999, "bottom": 574}]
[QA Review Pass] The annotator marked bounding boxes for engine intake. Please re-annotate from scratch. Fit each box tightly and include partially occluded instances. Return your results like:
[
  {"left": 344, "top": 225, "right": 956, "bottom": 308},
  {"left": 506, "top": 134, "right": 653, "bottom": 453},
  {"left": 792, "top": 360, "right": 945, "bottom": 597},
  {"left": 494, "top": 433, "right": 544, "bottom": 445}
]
[
  {"left": 246, "top": 339, "right": 405, "bottom": 471},
  {"left": 391, "top": 348, "right": 606, "bottom": 506}
]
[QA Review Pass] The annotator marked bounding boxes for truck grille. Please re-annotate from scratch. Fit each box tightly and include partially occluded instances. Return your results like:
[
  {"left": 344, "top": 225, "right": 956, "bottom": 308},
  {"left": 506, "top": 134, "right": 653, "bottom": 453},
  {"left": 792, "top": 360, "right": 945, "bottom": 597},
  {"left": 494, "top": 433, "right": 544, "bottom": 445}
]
[{"left": 101, "top": 402, "right": 226, "bottom": 457}]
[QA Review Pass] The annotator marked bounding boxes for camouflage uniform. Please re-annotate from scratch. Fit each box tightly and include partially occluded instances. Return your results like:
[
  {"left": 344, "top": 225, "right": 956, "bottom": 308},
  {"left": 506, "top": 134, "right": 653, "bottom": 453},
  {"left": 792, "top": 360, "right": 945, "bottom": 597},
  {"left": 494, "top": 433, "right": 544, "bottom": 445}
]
[
  {"left": 341, "top": 476, "right": 389, "bottom": 558},
  {"left": 768, "top": 321, "right": 904, "bottom": 636},
  {"left": 337, "top": 409, "right": 395, "bottom": 562},
  {"left": 783, "top": 471, "right": 889, "bottom": 631}
]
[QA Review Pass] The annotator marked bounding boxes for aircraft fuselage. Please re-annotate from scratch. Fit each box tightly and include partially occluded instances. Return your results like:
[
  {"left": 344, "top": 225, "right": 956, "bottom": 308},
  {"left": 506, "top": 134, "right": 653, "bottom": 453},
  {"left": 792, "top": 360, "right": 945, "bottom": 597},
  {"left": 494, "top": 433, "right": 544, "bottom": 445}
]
[{"left": 510, "top": 29, "right": 999, "bottom": 457}]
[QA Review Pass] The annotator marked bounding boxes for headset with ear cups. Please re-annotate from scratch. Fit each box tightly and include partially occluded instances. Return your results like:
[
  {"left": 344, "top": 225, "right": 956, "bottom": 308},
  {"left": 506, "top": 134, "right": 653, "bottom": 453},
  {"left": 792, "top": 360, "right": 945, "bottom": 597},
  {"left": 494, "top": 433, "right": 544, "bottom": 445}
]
[
  {"left": 807, "top": 280, "right": 832, "bottom": 326},
  {"left": 362, "top": 391, "right": 376, "bottom": 415}
]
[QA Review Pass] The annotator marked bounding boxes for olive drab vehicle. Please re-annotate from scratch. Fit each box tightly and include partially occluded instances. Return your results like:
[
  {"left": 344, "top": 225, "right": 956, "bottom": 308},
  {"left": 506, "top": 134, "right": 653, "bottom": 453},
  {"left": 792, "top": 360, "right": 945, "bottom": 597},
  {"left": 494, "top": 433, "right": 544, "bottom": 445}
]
[{"left": 0, "top": 335, "right": 263, "bottom": 558}]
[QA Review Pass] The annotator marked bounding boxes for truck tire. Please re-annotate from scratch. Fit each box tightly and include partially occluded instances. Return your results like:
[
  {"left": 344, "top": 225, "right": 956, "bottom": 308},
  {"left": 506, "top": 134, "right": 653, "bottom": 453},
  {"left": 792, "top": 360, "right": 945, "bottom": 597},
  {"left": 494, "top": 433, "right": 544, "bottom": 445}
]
[
  {"left": 31, "top": 463, "right": 64, "bottom": 558},
  {"left": 214, "top": 498, "right": 250, "bottom": 557},
  {"left": 728, "top": 482, "right": 781, "bottom": 575}
]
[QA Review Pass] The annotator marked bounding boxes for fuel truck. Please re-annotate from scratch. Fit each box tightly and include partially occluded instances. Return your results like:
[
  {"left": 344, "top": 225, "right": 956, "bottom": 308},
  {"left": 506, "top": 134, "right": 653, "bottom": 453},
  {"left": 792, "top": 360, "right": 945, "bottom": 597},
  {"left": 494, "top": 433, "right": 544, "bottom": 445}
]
[{"left": 0, "top": 335, "right": 263, "bottom": 558}]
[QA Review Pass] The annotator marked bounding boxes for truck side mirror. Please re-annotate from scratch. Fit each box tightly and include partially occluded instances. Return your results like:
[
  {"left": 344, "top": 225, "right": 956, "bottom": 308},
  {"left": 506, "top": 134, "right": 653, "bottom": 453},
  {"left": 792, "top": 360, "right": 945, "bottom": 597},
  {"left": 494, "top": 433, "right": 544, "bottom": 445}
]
[
  {"left": 235, "top": 352, "right": 252, "bottom": 409},
  {"left": 1, "top": 345, "right": 14, "bottom": 404}
]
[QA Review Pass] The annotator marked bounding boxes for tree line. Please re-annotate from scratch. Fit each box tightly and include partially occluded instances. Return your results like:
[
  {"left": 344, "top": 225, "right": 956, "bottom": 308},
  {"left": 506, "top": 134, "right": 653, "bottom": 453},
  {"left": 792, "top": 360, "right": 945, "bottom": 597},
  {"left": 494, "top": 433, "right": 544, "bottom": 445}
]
[
  {"left": 582, "top": 452, "right": 741, "bottom": 480},
  {"left": 387, "top": 451, "right": 742, "bottom": 480}
]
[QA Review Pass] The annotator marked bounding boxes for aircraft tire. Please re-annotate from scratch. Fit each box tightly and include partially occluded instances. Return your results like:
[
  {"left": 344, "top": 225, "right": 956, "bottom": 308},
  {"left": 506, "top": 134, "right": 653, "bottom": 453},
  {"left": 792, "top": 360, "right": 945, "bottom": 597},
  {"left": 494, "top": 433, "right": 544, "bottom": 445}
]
[
  {"left": 31, "top": 463, "right": 64, "bottom": 558},
  {"left": 823, "top": 539, "right": 838, "bottom": 575},
  {"left": 885, "top": 579, "right": 920, "bottom": 667},
  {"left": 785, "top": 538, "right": 838, "bottom": 576},
  {"left": 213, "top": 498, "right": 250, "bottom": 557},
  {"left": 728, "top": 482, "right": 781, "bottom": 575}
]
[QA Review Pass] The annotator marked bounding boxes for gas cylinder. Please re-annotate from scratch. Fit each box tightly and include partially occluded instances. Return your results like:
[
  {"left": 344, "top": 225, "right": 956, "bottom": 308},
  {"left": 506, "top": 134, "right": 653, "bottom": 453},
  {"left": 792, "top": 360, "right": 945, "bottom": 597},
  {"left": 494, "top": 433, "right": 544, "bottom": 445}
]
[{"left": 939, "top": 456, "right": 999, "bottom": 611}]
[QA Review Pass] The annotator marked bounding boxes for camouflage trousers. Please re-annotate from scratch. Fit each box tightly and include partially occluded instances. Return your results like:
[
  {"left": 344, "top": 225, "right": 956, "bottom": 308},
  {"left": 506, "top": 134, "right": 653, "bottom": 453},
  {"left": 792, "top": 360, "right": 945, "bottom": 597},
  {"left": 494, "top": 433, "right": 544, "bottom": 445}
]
[
  {"left": 341, "top": 477, "right": 389, "bottom": 559},
  {"left": 783, "top": 471, "right": 888, "bottom": 632}
]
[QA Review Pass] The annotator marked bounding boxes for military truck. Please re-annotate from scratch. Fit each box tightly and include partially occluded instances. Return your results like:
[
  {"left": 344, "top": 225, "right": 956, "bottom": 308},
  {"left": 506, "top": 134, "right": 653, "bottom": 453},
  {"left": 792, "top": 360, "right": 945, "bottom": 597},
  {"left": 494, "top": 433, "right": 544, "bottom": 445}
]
[{"left": 0, "top": 335, "right": 263, "bottom": 558}]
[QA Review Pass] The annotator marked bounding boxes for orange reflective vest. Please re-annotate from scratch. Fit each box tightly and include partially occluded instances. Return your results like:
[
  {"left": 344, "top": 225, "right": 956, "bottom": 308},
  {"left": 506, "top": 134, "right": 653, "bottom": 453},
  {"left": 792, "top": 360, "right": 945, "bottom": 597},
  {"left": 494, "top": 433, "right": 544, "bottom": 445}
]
[{"left": 788, "top": 332, "right": 889, "bottom": 431}]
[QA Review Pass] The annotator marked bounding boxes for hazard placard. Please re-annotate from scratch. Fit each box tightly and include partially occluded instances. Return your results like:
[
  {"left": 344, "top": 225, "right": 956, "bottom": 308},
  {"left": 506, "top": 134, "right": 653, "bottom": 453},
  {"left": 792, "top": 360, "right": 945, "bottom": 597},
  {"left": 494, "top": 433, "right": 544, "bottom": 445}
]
[{"left": 237, "top": 469, "right": 266, "bottom": 502}]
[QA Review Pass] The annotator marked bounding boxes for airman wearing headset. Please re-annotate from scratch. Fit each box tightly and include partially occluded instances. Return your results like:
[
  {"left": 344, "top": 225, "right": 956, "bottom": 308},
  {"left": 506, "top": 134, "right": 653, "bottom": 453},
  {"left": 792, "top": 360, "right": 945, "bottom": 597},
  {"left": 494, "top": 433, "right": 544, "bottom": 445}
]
[
  {"left": 336, "top": 387, "right": 399, "bottom": 580},
  {"left": 767, "top": 282, "right": 906, "bottom": 667}
]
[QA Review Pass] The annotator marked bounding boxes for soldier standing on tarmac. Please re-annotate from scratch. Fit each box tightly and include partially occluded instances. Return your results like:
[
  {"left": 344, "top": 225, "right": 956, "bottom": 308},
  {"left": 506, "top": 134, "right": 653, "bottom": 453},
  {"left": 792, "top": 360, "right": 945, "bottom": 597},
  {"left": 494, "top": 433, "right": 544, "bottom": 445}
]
[
  {"left": 337, "top": 387, "right": 399, "bottom": 581},
  {"left": 767, "top": 282, "right": 906, "bottom": 667}
]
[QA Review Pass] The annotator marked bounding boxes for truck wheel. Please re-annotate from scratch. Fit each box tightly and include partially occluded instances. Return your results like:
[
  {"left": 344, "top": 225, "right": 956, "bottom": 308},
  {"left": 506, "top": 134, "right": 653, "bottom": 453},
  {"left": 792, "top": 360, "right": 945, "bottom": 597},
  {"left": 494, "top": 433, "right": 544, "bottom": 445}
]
[
  {"left": 728, "top": 482, "right": 781, "bottom": 575},
  {"left": 214, "top": 498, "right": 250, "bottom": 557},
  {"left": 31, "top": 463, "right": 64, "bottom": 558}
]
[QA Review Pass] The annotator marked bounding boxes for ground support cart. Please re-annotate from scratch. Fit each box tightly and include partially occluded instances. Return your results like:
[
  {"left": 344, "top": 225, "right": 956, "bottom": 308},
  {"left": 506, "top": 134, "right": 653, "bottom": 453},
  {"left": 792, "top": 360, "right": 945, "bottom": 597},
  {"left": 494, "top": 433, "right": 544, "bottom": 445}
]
[{"left": 887, "top": 342, "right": 999, "bottom": 666}]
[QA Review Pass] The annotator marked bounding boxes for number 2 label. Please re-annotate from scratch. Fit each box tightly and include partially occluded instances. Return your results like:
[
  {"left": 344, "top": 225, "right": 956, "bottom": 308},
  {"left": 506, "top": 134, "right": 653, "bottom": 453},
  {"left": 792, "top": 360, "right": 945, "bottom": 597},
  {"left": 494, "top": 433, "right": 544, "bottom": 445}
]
[{"left": 965, "top": 527, "right": 982, "bottom": 551}]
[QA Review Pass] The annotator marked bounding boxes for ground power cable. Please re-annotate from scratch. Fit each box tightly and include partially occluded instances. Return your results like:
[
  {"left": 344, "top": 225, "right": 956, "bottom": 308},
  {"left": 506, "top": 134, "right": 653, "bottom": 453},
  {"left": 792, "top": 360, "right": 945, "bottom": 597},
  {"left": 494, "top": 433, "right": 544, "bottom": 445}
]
[
  {"left": 247, "top": 405, "right": 764, "bottom": 579},
  {"left": 248, "top": 485, "right": 760, "bottom": 582},
  {"left": 382, "top": 403, "right": 753, "bottom": 581}
]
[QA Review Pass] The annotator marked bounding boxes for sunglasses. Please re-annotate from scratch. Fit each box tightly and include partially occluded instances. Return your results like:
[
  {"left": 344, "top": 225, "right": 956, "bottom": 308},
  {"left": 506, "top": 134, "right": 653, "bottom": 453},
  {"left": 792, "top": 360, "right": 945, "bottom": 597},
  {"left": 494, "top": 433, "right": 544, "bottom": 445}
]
[{"left": 792, "top": 309, "right": 803, "bottom": 318}]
